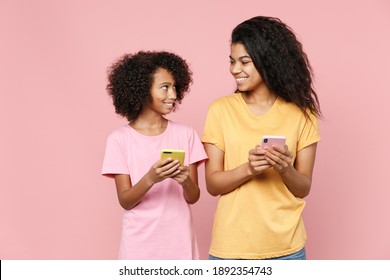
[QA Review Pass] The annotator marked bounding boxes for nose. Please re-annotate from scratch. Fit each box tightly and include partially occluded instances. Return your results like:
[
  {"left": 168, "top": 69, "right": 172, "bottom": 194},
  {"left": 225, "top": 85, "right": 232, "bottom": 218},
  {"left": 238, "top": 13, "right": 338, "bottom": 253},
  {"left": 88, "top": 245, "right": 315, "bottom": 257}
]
[
  {"left": 230, "top": 62, "right": 241, "bottom": 75},
  {"left": 168, "top": 87, "right": 177, "bottom": 100}
]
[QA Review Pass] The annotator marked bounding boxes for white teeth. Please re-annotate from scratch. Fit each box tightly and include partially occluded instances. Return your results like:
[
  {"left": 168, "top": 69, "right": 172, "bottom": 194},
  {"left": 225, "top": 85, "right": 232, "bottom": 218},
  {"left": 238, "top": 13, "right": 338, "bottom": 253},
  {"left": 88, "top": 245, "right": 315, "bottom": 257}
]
[
  {"left": 236, "top": 77, "right": 248, "bottom": 82},
  {"left": 164, "top": 103, "right": 174, "bottom": 107}
]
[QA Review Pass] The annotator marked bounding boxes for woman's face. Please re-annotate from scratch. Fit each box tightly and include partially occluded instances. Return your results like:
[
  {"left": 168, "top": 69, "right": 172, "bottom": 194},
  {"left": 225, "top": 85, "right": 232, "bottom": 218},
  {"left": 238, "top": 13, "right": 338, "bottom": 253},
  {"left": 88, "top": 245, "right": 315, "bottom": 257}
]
[
  {"left": 229, "top": 43, "right": 263, "bottom": 93},
  {"left": 144, "top": 67, "right": 177, "bottom": 115}
]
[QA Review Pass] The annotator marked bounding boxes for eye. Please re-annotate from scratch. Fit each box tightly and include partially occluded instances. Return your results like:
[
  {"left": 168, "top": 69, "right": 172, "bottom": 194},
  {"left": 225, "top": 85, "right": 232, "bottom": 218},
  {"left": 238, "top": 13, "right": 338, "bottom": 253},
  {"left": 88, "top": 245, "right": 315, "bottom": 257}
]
[
  {"left": 241, "top": 60, "right": 251, "bottom": 65},
  {"left": 161, "top": 85, "right": 168, "bottom": 90}
]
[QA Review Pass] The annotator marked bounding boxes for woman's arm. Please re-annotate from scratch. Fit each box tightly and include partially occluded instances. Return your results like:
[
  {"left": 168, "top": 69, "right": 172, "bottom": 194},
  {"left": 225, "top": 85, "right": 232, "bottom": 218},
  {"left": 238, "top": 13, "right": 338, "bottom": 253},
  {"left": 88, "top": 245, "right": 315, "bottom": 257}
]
[
  {"left": 204, "top": 143, "right": 271, "bottom": 196},
  {"left": 113, "top": 159, "right": 181, "bottom": 210},
  {"left": 264, "top": 143, "right": 318, "bottom": 198}
]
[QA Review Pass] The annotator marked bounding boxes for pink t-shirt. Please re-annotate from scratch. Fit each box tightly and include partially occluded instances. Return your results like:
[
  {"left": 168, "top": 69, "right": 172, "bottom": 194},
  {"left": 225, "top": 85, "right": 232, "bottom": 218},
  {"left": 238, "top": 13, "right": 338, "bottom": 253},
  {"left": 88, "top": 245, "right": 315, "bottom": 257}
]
[{"left": 102, "top": 120, "right": 207, "bottom": 259}]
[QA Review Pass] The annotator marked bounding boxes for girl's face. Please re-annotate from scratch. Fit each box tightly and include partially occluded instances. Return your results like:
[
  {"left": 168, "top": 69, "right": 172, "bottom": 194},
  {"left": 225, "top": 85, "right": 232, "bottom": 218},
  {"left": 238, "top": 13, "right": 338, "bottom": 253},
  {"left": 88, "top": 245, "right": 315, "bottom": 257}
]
[
  {"left": 229, "top": 43, "right": 263, "bottom": 93},
  {"left": 145, "top": 67, "right": 177, "bottom": 115}
]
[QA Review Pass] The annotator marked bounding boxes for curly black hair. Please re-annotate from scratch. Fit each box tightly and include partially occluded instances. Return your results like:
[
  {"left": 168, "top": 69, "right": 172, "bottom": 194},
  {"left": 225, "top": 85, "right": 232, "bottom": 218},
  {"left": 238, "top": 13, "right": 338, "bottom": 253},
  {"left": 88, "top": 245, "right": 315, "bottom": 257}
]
[
  {"left": 232, "top": 16, "right": 321, "bottom": 118},
  {"left": 106, "top": 51, "right": 192, "bottom": 121}
]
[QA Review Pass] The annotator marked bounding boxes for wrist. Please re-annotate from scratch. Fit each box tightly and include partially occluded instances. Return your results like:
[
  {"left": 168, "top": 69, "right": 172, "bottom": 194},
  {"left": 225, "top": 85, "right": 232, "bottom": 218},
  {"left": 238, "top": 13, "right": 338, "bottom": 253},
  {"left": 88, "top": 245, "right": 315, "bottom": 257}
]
[
  {"left": 180, "top": 176, "right": 193, "bottom": 188},
  {"left": 142, "top": 174, "right": 157, "bottom": 188},
  {"left": 275, "top": 164, "right": 292, "bottom": 175},
  {"left": 245, "top": 162, "right": 255, "bottom": 177}
]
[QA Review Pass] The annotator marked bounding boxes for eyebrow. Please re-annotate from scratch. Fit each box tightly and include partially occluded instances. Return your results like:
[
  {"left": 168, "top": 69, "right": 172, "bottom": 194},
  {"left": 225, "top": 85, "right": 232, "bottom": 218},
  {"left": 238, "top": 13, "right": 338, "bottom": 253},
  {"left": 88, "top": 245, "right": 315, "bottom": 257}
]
[
  {"left": 158, "top": 81, "right": 174, "bottom": 86},
  {"left": 229, "top": 55, "right": 252, "bottom": 60}
]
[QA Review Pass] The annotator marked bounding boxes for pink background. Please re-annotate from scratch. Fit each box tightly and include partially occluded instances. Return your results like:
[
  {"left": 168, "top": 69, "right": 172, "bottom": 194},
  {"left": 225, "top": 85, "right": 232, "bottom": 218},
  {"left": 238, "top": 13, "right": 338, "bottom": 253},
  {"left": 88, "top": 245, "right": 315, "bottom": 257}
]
[{"left": 1, "top": 0, "right": 389, "bottom": 260}]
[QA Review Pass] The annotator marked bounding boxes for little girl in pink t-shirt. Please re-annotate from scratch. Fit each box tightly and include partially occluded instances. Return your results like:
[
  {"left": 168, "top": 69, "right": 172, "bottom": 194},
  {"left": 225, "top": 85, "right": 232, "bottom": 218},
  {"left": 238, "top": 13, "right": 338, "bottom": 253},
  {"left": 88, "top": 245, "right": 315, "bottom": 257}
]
[{"left": 102, "top": 51, "right": 207, "bottom": 259}]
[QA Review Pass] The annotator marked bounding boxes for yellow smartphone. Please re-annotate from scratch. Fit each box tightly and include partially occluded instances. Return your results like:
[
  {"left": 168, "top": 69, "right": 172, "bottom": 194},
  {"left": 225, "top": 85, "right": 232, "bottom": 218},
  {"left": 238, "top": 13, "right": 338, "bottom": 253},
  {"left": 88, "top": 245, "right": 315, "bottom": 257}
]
[{"left": 160, "top": 149, "right": 185, "bottom": 166}]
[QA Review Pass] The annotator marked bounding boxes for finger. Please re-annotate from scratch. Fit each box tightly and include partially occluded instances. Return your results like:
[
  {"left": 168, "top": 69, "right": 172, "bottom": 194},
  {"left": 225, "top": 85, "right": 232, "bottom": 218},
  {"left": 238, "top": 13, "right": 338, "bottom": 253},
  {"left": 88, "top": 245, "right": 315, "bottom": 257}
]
[
  {"left": 161, "top": 160, "right": 180, "bottom": 170},
  {"left": 284, "top": 150, "right": 293, "bottom": 158},
  {"left": 250, "top": 148, "right": 265, "bottom": 155},
  {"left": 154, "top": 158, "right": 169, "bottom": 168},
  {"left": 178, "top": 166, "right": 189, "bottom": 172},
  {"left": 265, "top": 151, "right": 290, "bottom": 171},
  {"left": 165, "top": 163, "right": 181, "bottom": 174},
  {"left": 249, "top": 152, "right": 267, "bottom": 161},
  {"left": 250, "top": 159, "right": 272, "bottom": 172},
  {"left": 271, "top": 145, "right": 284, "bottom": 153},
  {"left": 156, "top": 161, "right": 180, "bottom": 176},
  {"left": 265, "top": 147, "right": 285, "bottom": 160},
  {"left": 264, "top": 155, "right": 277, "bottom": 166},
  {"left": 265, "top": 151, "right": 285, "bottom": 166},
  {"left": 163, "top": 168, "right": 181, "bottom": 179},
  {"left": 269, "top": 149, "right": 292, "bottom": 165},
  {"left": 266, "top": 159, "right": 284, "bottom": 172}
]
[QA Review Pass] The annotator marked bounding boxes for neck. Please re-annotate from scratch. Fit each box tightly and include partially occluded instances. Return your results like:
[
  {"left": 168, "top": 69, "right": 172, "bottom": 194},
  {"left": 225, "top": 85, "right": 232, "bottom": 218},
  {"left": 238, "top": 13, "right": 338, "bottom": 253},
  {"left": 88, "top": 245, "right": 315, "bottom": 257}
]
[
  {"left": 243, "top": 87, "right": 277, "bottom": 105},
  {"left": 129, "top": 114, "right": 168, "bottom": 136},
  {"left": 241, "top": 88, "right": 278, "bottom": 116}
]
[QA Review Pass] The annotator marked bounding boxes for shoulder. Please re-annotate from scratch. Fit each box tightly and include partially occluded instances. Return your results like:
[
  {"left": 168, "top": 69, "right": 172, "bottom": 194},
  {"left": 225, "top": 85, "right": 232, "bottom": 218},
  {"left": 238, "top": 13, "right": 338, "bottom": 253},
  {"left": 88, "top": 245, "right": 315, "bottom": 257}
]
[
  {"left": 167, "top": 120, "right": 202, "bottom": 145},
  {"left": 277, "top": 98, "right": 317, "bottom": 120},
  {"left": 168, "top": 120, "right": 196, "bottom": 134},
  {"left": 208, "top": 93, "right": 241, "bottom": 111},
  {"left": 106, "top": 125, "right": 131, "bottom": 142},
  {"left": 275, "top": 99, "right": 319, "bottom": 136},
  {"left": 277, "top": 98, "right": 300, "bottom": 112},
  {"left": 209, "top": 93, "right": 240, "bottom": 106}
]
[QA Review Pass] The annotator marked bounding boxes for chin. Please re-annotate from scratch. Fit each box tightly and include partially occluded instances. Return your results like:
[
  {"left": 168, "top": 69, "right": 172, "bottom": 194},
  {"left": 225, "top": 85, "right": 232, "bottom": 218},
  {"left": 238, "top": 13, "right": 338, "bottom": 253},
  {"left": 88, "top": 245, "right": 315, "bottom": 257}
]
[
  {"left": 163, "top": 110, "right": 173, "bottom": 115},
  {"left": 237, "top": 86, "right": 248, "bottom": 92}
]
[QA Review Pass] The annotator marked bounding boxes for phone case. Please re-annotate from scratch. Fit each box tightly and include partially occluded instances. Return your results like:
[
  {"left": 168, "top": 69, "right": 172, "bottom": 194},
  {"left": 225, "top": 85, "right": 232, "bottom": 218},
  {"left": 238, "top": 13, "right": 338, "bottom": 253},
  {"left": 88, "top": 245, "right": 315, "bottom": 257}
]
[
  {"left": 260, "top": 136, "right": 286, "bottom": 149},
  {"left": 160, "top": 149, "right": 185, "bottom": 165}
]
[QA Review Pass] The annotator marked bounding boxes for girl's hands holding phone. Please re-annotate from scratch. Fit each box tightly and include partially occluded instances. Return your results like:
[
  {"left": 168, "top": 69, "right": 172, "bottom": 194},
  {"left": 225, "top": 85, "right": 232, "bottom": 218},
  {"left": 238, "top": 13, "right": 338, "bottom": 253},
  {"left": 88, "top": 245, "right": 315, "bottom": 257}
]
[
  {"left": 172, "top": 165, "right": 190, "bottom": 185},
  {"left": 147, "top": 158, "right": 181, "bottom": 184},
  {"left": 157, "top": 159, "right": 198, "bottom": 204},
  {"left": 154, "top": 158, "right": 191, "bottom": 186}
]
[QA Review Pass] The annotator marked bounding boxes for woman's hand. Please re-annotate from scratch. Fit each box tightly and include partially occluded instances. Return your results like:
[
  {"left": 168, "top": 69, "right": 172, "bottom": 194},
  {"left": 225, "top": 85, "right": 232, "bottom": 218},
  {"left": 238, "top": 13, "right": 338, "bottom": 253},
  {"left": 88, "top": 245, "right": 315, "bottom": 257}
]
[
  {"left": 263, "top": 143, "right": 318, "bottom": 198},
  {"left": 263, "top": 145, "right": 293, "bottom": 174},
  {"left": 248, "top": 145, "right": 272, "bottom": 175}
]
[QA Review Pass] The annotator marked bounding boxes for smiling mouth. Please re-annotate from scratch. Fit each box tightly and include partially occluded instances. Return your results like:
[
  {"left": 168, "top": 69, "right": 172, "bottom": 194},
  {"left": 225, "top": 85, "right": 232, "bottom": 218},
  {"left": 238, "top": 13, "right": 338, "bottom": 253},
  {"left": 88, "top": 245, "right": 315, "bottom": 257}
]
[
  {"left": 236, "top": 77, "right": 248, "bottom": 82},
  {"left": 163, "top": 102, "right": 174, "bottom": 107}
]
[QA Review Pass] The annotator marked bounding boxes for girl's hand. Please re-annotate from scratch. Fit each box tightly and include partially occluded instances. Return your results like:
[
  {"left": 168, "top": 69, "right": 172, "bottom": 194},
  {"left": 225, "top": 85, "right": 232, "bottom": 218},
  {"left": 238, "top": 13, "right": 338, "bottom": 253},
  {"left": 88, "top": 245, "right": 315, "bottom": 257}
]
[
  {"left": 146, "top": 158, "right": 181, "bottom": 185},
  {"left": 263, "top": 145, "right": 293, "bottom": 174},
  {"left": 172, "top": 165, "right": 190, "bottom": 185},
  {"left": 248, "top": 145, "right": 272, "bottom": 175}
]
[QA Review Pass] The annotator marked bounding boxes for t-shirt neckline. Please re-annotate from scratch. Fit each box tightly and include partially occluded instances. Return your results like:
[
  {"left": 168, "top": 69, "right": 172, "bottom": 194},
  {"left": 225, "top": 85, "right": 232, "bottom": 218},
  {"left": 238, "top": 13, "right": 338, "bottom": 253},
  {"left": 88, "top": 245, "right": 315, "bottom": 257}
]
[
  {"left": 126, "top": 119, "right": 170, "bottom": 138},
  {"left": 238, "top": 92, "right": 280, "bottom": 118}
]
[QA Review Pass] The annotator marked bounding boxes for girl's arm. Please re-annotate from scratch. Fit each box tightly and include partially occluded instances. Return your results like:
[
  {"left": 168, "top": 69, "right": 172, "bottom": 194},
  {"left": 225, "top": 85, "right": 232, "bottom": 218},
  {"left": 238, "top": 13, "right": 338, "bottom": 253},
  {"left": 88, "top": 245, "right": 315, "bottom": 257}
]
[
  {"left": 173, "top": 163, "right": 201, "bottom": 204},
  {"left": 113, "top": 159, "right": 181, "bottom": 210},
  {"left": 203, "top": 143, "right": 271, "bottom": 196},
  {"left": 264, "top": 143, "right": 318, "bottom": 198}
]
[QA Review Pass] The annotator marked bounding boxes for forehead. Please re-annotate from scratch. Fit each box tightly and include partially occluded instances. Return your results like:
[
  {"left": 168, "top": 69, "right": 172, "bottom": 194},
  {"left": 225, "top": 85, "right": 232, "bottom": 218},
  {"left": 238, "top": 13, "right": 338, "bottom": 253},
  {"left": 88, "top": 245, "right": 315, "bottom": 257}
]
[
  {"left": 230, "top": 43, "right": 250, "bottom": 58},
  {"left": 152, "top": 67, "right": 174, "bottom": 83}
]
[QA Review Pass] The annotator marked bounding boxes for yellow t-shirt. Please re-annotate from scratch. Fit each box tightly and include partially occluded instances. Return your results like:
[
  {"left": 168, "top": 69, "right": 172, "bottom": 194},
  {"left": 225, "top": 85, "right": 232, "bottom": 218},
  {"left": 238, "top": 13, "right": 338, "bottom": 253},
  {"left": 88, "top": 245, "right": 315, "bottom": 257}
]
[{"left": 202, "top": 93, "right": 320, "bottom": 259}]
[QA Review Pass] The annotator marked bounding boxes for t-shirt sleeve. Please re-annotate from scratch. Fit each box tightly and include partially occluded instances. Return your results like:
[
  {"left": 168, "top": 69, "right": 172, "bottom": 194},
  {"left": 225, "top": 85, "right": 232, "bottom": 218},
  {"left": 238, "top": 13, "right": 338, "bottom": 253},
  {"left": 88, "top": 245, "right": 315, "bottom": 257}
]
[
  {"left": 297, "top": 112, "right": 321, "bottom": 151},
  {"left": 187, "top": 127, "right": 208, "bottom": 166},
  {"left": 201, "top": 102, "right": 225, "bottom": 152},
  {"left": 101, "top": 133, "right": 129, "bottom": 178}
]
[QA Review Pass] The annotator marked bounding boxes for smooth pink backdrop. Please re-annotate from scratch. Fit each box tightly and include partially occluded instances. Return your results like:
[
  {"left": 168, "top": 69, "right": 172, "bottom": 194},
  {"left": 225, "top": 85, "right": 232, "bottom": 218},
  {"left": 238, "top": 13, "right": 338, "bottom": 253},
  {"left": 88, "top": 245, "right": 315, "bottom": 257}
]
[{"left": 1, "top": 0, "right": 389, "bottom": 259}]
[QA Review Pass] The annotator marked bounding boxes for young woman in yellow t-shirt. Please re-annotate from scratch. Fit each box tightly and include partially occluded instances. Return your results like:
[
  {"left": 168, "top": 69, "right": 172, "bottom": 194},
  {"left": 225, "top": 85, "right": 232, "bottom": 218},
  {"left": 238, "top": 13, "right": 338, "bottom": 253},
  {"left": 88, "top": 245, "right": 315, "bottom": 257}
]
[{"left": 202, "top": 16, "right": 322, "bottom": 260}]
